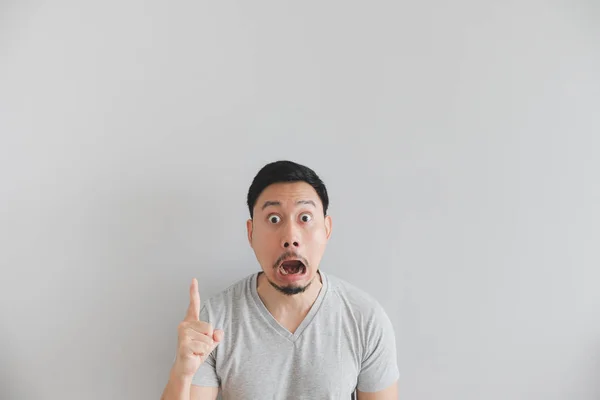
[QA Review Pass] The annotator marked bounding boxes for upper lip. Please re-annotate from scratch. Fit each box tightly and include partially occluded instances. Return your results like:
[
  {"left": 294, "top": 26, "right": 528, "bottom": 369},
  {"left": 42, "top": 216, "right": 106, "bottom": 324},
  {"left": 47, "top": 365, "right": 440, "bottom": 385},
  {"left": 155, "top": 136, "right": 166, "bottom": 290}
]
[
  {"left": 275, "top": 252, "right": 308, "bottom": 269},
  {"left": 279, "top": 258, "right": 304, "bottom": 266}
]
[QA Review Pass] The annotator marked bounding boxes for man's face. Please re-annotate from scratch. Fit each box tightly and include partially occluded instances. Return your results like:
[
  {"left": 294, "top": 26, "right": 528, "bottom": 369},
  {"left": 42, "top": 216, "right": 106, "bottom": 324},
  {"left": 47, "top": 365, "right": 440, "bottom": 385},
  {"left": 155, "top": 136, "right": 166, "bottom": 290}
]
[{"left": 246, "top": 181, "right": 332, "bottom": 295}]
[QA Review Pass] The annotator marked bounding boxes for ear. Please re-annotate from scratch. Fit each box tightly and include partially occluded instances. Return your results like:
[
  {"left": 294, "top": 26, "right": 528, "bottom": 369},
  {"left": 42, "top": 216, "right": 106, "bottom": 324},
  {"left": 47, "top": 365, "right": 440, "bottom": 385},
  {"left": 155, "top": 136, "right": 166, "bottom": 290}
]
[
  {"left": 246, "top": 218, "right": 254, "bottom": 247},
  {"left": 324, "top": 215, "right": 332, "bottom": 240}
]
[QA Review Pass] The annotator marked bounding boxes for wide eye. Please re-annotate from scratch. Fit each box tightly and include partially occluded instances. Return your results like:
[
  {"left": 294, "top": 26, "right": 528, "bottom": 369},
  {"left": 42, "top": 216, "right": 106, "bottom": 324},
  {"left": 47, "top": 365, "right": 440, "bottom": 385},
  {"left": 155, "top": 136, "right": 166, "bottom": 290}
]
[
  {"left": 300, "top": 213, "right": 312, "bottom": 223},
  {"left": 268, "top": 215, "right": 281, "bottom": 224}
]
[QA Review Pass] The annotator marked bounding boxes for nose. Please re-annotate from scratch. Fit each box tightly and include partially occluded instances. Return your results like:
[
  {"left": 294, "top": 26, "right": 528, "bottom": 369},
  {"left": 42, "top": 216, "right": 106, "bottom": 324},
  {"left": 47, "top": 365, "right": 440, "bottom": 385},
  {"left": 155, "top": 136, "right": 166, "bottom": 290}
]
[
  {"left": 281, "top": 223, "right": 300, "bottom": 249},
  {"left": 283, "top": 240, "right": 299, "bottom": 248}
]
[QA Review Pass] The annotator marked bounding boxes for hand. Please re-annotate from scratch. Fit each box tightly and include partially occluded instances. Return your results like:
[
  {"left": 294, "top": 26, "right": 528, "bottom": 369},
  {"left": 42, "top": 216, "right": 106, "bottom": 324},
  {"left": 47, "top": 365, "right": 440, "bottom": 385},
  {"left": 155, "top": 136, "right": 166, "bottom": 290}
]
[{"left": 173, "top": 278, "right": 224, "bottom": 379}]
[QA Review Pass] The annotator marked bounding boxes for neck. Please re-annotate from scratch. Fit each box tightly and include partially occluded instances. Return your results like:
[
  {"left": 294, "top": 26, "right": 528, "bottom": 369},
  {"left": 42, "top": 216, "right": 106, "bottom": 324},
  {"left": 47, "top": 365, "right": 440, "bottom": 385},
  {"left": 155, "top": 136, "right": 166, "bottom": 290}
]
[{"left": 257, "top": 271, "right": 323, "bottom": 318}]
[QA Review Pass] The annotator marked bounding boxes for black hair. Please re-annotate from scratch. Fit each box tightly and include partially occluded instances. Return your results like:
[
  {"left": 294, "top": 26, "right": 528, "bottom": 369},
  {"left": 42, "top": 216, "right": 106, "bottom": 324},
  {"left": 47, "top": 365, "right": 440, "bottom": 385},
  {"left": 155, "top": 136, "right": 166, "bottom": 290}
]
[{"left": 246, "top": 160, "right": 329, "bottom": 218}]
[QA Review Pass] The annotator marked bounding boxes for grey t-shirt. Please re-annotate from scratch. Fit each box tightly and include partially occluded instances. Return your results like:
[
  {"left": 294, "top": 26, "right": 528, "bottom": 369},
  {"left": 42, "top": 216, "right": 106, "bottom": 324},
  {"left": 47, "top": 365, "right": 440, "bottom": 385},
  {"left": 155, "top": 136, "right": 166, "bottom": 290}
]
[{"left": 192, "top": 270, "right": 399, "bottom": 399}]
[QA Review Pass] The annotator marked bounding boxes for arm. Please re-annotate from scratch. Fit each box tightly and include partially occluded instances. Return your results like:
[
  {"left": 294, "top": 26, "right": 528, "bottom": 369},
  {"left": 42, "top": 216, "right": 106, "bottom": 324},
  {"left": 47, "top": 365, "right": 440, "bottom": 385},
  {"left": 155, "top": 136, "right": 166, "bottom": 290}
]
[
  {"left": 161, "top": 278, "right": 223, "bottom": 400},
  {"left": 357, "top": 380, "right": 398, "bottom": 400},
  {"left": 190, "top": 385, "right": 219, "bottom": 400},
  {"left": 356, "top": 301, "right": 399, "bottom": 398},
  {"left": 160, "top": 370, "right": 218, "bottom": 400}
]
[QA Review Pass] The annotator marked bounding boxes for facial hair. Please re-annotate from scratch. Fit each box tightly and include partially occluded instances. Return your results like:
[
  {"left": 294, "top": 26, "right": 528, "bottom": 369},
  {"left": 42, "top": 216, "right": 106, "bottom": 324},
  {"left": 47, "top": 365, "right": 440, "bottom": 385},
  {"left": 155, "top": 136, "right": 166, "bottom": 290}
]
[
  {"left": 267, "top": 275, "right": 316, "bottom": 295},
  {"left": 268, "top": 250, "right": 313, "bottom": 296}
]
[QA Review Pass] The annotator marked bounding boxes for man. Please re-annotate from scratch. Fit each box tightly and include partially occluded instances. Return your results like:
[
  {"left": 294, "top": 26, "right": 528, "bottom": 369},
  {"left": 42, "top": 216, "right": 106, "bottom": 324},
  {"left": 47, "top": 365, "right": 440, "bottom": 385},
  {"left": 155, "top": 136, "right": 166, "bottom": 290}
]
[{"left": 161, "top": 160, "right": 399, "bottom": 400}]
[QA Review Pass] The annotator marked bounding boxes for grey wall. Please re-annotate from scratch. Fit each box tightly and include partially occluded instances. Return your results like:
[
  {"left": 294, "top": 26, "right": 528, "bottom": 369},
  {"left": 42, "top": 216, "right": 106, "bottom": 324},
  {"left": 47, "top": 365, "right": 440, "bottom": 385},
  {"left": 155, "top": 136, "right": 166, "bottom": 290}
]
[{"left": 1, "top": 1, "right": 599, "bottom": 399}]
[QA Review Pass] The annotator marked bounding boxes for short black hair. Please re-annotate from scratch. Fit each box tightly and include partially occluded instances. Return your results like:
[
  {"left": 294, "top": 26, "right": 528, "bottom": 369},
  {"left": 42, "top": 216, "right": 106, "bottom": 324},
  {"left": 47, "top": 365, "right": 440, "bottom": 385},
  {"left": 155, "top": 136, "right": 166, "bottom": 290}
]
[{"left": 247, "top": 160, "right": 329, "bottom": 218}]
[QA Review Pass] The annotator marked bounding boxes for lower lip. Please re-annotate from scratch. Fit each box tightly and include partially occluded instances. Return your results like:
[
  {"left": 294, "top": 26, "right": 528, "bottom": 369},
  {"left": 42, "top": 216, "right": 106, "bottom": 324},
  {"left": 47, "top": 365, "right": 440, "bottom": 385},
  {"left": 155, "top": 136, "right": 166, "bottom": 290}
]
[{"left": 276, "top": 267, "right": 307, "bottom": 282}]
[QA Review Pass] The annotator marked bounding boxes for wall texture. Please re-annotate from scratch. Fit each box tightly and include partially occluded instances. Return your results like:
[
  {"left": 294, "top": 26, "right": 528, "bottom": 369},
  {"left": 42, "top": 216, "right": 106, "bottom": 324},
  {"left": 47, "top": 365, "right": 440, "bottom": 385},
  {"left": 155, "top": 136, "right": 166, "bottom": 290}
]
[{"left": 1, "top": 1, "right": 599, "bottom": 399}]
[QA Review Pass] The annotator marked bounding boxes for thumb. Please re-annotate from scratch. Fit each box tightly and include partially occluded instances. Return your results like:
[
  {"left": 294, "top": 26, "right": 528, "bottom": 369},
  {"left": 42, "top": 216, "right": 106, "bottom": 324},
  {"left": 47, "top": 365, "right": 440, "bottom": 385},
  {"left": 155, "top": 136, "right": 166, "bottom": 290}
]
[{"left": 212, "top": 329, "right": 224, "bottom": 345}]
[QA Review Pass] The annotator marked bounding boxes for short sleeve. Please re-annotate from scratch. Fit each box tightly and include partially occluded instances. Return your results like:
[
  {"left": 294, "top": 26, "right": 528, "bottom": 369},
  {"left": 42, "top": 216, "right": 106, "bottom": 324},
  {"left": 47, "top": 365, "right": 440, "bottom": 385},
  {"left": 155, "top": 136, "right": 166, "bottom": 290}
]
[
  {"left": 356, "top": 303, "right": 399, "bottom": 392},
  {"left": 191, "top": 305, "right": 220, "bottom": 388}
]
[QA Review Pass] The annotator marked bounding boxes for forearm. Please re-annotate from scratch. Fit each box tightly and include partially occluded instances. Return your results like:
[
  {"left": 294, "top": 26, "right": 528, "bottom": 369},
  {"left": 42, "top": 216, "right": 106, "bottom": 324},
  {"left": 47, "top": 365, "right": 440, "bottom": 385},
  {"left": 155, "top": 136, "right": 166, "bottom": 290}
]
[{"left": 160, "top": 369, "right": 192, "bottom": 400}]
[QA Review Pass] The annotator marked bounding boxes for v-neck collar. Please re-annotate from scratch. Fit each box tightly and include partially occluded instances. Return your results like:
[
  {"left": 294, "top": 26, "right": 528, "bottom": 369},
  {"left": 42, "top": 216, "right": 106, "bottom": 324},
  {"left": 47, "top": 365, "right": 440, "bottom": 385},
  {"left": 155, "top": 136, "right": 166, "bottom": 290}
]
[{"left": 249, "top": 270, "right": 329, "bottom": 343}]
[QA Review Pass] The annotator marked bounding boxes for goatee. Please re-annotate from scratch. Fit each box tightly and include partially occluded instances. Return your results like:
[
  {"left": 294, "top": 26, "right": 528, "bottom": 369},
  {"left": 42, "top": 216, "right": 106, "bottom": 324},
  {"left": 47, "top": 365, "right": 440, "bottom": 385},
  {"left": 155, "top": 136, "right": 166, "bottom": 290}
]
[{"left": 268, "top": 278, "right": 313, "bottom": 296}]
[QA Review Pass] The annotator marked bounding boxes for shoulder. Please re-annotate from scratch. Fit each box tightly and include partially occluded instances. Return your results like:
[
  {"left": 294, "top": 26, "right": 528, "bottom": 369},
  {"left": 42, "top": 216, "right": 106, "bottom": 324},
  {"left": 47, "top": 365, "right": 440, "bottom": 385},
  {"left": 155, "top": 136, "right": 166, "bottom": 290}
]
[
  {"left": 324, "top": 273, "right": 399, "bottom": 389},
  {"left": 324, "top": 272, "right": 398, "bottom": 366},
  {"left": 325, "top": 272, "right": 391, "bottom": 323}
]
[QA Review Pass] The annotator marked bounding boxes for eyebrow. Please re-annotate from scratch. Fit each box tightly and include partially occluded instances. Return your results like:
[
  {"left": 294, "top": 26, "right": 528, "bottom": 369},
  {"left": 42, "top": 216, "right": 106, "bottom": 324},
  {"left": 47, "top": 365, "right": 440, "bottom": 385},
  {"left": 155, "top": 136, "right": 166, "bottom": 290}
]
[{"left": 261, "top": 200, "right": 316, "bottom": 210}]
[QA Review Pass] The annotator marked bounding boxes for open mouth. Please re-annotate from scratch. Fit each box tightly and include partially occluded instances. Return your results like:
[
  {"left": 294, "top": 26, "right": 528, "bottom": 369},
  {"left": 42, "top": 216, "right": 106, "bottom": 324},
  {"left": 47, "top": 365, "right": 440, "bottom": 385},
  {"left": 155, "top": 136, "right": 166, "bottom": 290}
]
[{"left": 278, "top": 260, "right": 307, "bottom": 276}]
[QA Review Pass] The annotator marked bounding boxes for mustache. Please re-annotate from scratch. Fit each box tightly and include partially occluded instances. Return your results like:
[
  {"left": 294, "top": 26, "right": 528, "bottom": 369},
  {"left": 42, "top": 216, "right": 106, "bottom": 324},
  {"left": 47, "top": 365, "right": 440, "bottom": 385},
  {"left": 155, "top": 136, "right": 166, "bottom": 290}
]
[{"left": 273, "top": 251, "right": 309, "bottom": 269}]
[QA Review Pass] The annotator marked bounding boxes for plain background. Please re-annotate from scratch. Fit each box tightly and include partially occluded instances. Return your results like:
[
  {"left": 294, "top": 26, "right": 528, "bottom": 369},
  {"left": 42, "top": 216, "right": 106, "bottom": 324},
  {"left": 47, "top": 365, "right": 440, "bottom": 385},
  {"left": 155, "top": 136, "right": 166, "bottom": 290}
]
[{"left": 1, "top": 1, "right": 599, "bottom": 399}]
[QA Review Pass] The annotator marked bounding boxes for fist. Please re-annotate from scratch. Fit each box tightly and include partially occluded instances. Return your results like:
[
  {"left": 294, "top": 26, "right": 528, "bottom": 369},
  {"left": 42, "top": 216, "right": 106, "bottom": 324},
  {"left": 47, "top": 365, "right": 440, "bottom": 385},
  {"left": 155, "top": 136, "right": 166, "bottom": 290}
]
[{"left": 173, "top": 278, "right": 224, "bottom": 379}]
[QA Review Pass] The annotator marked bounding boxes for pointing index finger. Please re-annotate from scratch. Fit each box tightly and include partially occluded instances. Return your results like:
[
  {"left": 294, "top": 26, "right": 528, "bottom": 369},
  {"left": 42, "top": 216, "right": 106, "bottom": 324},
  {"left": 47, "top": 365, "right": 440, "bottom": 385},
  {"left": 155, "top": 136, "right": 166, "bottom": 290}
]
[{"left": 185, "top": 278, "right": 200, "bottom": 321}]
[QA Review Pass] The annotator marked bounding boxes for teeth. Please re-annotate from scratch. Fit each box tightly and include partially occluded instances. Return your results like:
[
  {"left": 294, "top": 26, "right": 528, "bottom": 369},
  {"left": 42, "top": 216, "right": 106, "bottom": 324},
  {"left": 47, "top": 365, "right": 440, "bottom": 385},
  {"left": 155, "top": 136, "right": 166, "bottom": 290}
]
[{"left": 279, "top": 264, "right": 306, "bottom": 275}]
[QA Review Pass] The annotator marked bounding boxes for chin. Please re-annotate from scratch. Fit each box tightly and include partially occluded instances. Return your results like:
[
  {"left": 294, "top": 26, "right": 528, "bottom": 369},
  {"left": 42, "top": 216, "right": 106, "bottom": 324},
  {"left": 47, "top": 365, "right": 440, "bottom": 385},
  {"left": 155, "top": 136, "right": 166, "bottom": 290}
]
[{"left": 267, "top": 267, "right": 318, "bottom": 296}]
